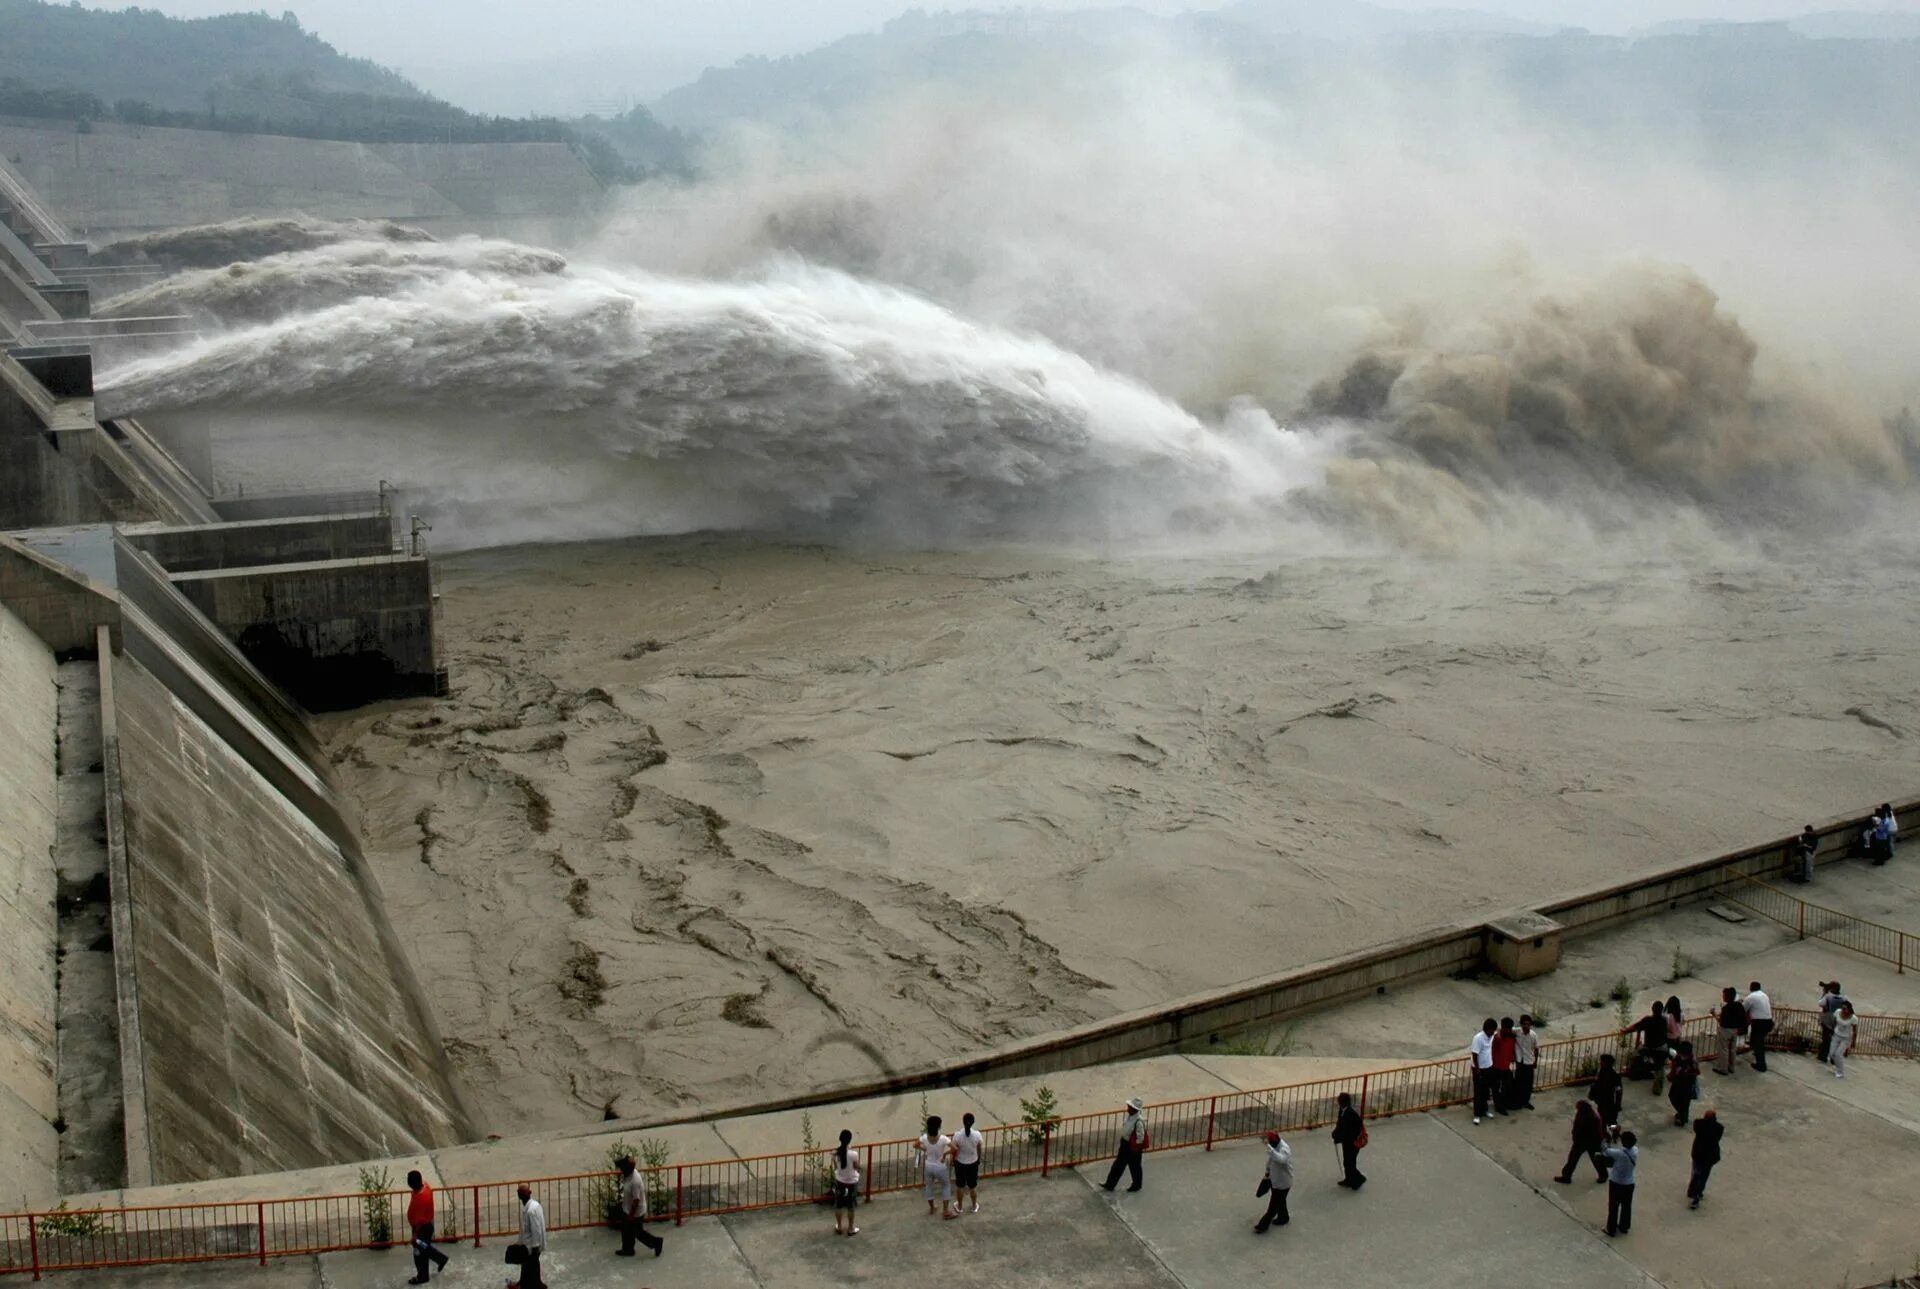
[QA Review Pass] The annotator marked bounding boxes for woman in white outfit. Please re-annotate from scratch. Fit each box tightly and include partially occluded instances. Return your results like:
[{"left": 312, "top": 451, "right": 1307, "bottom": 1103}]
[
  {"left": 1830, "top": 1003, "right": 1857, "bottom": 1078},
  {"left": 831, "top": 1129, "right": 861, "bottom": 1236},
  {"left": 952, "top": 1112, "right": 985, "bottom": 1214},
  {"left": 913, "top": 1115, "right": 958, "bottom": 1219}
]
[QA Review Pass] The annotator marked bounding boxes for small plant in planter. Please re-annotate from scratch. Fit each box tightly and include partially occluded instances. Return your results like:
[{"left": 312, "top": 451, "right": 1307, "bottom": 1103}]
[
  {"left": 1020, "top": 1085, "right": 1060, "bottom": 1148},
  {"left": 357, "top": 1166, "right": 394, "bottom": 1248}
]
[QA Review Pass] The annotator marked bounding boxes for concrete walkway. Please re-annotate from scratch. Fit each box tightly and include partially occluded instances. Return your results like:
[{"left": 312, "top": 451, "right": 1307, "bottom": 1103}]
[{"left": 72, "top": 1046, "right": 1920, "bottom": 1289}]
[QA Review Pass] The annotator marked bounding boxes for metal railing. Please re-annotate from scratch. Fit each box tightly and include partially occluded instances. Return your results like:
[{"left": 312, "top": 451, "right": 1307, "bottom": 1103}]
[
  {"left": 1718, "top": 872, "right": 1912, "bottom": 972},
  {"left": 4, "top": 1008, "right": 1911, "bottom": 1278}
]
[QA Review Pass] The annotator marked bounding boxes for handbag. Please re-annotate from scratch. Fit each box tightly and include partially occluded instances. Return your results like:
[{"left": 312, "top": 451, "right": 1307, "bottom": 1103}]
[
  {"left": 1354, "top": 1127, "right": 1370, "bottom": 1150},
  {"left": 504, "top": 1243, "right": 528, "bottom": 1266},
  {"left": 1256, "top": 1177, "right": 1272, "bottom": 1197}
]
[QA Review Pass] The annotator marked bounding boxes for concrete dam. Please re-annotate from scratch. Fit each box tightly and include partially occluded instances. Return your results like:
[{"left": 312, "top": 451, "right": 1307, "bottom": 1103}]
[{"left": 0, "top": 155, "right": 473, "bottom": 1206}]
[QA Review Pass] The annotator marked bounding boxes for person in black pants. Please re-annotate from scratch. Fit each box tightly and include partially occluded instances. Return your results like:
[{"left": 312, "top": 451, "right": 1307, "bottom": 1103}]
[
  {"left": 1254, "top": 1133, "right": 1293, "bottom": 1232},
  {"left": 1589, "top": 1052, "right": 1624, "bottom": 1128},
  {"left": 1331, "top": 1092, "right": 1367, "bottom": 1189},
  {"left": 1101, "top": 1097, "right": 1147, "bottom": 1192},
  {"left": 1599, "top": 1128, "right": 1638, "bottom": 1236},
  {"left": 614, "top": 1155, "right": 664, "bottom": 1258},
  {"left": 1686, "top": 1110, "right": 1724, "bottom": 1209},
  {"left": 1554, "top": 1098, "right": 1609, "bottom": 1184}
]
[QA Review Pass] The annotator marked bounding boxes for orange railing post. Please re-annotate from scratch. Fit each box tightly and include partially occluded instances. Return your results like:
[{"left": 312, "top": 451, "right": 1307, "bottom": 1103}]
[
  {"left": 1041, "top": 1120, "right": 1053, "bottom": 1178},
  {"left": 1204, "top": 1096, "right": 1217, "bottom": 1151},
  {"left": 27, "top": 1213, "right": 39, "bottom": 1282},
  {"left": 1797, "top": 897, "right": 1805, "bottom": 940},
  {"left": 675, "top": 1165, "right": 685, "bottom": 1227},
  {"left": 1360, "top": 1073, "right": 1371, "bottom": 1118},
  {"left": 256, "top": 1201, "right": 266, "bottom": 1266},
  {"left": 472, "top": 1186, "right": 481, "bottom": 1248}
]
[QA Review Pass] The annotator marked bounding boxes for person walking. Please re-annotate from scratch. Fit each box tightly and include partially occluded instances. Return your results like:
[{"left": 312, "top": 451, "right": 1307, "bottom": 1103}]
[
  {"left": 1711, "top": 987, "right": 1748, "bottom": 1076},
  {"left": 1553, "top": 1098, "right": 1609, "bottom": 1184},
  {"left": 1470, "top": 1018, "right": 1497, "bottom": 1124},
  {"left": 1102, "top": 1098, "right": 1149, "bottom": 1192},
  {"left": 1331, "top": 1091, "right": 1367, "bottom": 1189},
  {"left": 1599, "top": 1128, "right": 1638, "bottom": 1237},
  {"left": 1817, "top": 982, "right": 1849, "bottom": 1062},
  {"left": 831, "top": 1130, "right": 861, "bottom": 1236},
  {"left": 1667, "top": 1040, "right": 1701, "bottom": 1126},
  {"left": 1513, "top": 1015, "right": 1540, "bottom": 1110},
  {"left": 1793, "top": 824, "right": 1818, "bottom": 883},
  {"left": 1686, "top": 1109, "right": 1723, "bottom": 1209},
  {"left": 1634, "top": 1001, "right": 1670, "bottom": 1094},
  {"left": 1253, "top": 1132, "right": 1293, "bottom": 1233},
  {"left": 511, "top": 1184, "right": 545, "bottom": 1289},
  {"left": 1830, "top": 1003, "right": 1858, "bottom": 1078},
  {"left": 1590, "top": 1053, "right": 1624, "bottom": 1129},
  {"left": 405, "top": 1170, "right": 449, "bottom": 1285},
  {"left": 614, "top": 1154, "right": 664, "bottom": 1258},
  {"left": 1743, "top": 982, "right": 1773, "bottom": 1071},
  {"left": 914, "top": 1115, "right": 958, "bottom": 1218},
  {"left": 952, "top": 1112, "right": 984, "bottom": 1214}
]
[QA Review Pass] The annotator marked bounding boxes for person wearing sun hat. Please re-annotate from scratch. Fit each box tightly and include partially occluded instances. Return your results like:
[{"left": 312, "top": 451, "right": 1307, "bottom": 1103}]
[{"left": 1101, "top": 1097, "right": 1149, "bottom": 1192}]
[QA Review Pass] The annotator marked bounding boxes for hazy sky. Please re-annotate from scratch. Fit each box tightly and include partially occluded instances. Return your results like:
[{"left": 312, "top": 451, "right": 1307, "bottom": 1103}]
[{"left": 74, "top": 0, "right": 1920, "bottom": 112}]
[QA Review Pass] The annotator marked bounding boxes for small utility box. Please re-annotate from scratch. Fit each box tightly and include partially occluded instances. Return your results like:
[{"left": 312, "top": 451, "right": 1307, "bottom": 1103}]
[{"left": 1485, "top": 911, "right": 1564, "bottom": 980}]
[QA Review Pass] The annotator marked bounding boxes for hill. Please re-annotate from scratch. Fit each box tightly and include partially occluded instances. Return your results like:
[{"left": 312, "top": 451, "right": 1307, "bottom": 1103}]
[{"left": 0, "top": 0, "right": 416, "bottom": 110}]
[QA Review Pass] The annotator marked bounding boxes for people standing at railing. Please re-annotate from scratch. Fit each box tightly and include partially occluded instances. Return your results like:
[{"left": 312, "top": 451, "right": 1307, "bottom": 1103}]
[
  {"left": 1101, "top": 1097, "right": 1149, "bottom": 1192},
  {"left": 405, "top": 1169, "right": 449, "bottom": 1285},
  {"left": 1664, "top": 995, "right": 1685, "bottom": 1041},
  {"left": 1875, "top": 804, "right": 1897, "bottom": 864},
  {"left": 1685, "top": 1109, "right": 1723, "bottom": 1209},
  {"left": 614, "top": 1154, "right": 664, "bottom": 1258},
  {"left": 1491, "top": 1017, "right": 1518, "bottom": 1113},
  {"left": 1633, "top": 1001, "right": 1669, "bottom": 1094},
  {"left": 1512, "top": 1015, "right": 1540, "bottom": 1110},
  {"left": 1817, "top": 982, "right": 1850, "bottom": 1062},
  {"left": 1554, "top": 1098, "right": 1609, "bottom": 1184},
  {"left": 1599, "top": 1127, "right": 1639, "bottom": 1236},
  {"left": 1469, "top": 1019, "right": 1497, "bottom": 1124},
  {"left": 1589, "top": 1053, "right": 1623, "bottom": 1129},
  {"left": 1885, "top": 804, "right": 1899, "bottom": 855},
  {"left": 1331, "top": 1091, "right": 1367, "bottom": 1189},
  {"left": 1829, "top": 1003, "right": 1857, "bottom": 1078},
  {"left": 832, "top": 1130, "right": 861, "bottom": 1236},
  {"left": 1793, "top": 824, "right": 1818, "bottom": 883},
  {"left": 1743, "top": 982, "right": 1773, "bottom": 1071},
  {"left": 914, "top": 1115, "right": 959, "bottom": 1218},
  {"left": 510, "top": 1184, "right": 546, "bottom": 1289},
  {"left": 1253, "top": 1132, "right": 1293, "bottom": 1233},
  {"left": 953, "top": 1112, "right": 984, "bottom": 1214},
  {"left": 1711, "top": 987, "right": 1748, "bottom": 1076},
  {"left": 1668, "top": 1040, "right": 1701, "bottom": 1126}
]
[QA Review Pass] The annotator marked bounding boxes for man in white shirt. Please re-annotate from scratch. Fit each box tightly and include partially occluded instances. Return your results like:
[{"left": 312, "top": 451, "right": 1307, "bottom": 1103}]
[
  {"left": 1470, "top": 1018, "right": 1497, "bottom": 1124},
  {"left": 513, "top": 1184, "right": 546, "bottom": 1289},
  {"left": 1743, "top": 982, "right": 1774, "bottom": 1072},
  {"left": 1512, "top": 1014, "right": 1541, "bottom": 1110}
]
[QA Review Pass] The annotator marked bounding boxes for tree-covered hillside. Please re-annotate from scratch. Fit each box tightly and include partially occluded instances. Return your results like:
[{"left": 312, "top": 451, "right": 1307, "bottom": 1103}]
[{"left": 0, "top": 0, "right": 417, "bottom": 109}]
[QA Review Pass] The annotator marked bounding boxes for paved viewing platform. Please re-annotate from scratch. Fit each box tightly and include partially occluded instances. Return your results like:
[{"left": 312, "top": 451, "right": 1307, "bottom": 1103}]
[{"left": 36, "top": 855, "right": 1920, "bottom": 1289}]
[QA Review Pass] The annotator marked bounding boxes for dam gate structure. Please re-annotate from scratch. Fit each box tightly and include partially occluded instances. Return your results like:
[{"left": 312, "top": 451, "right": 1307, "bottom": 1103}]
[{"left": 0, "top": 162, "right": 471, "bottom": 1205}]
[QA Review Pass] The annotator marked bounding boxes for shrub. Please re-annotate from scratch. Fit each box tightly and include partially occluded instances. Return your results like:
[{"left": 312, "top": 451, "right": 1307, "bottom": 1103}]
[
  {"left": 1019, "top": 1085, "right": 1060, "bottom": 1147},
  {"left": 357, "top": 1166, "right": 393, "bottom": 1246}
]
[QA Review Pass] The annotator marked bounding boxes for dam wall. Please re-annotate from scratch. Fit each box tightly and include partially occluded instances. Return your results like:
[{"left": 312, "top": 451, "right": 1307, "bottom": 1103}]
[
  {"left": 0, "top": 604, "right": 61, "bottom": 1207},
  {"left": 0, "top": 117, "right": 605, "bottom": 241},
  {"left": 124, "top": 513, "right": 394, "bottom": 573},
  {"left": 170, "top": 553, "right": 442, "bottom": 710},
  {"left": 103, "top": 646, "right": 468, "bottom": 1184}
]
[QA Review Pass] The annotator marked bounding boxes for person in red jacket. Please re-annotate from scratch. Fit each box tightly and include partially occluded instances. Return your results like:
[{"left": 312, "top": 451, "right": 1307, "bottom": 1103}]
[
  {"left": 1490, "top": 1018, "right": 1518, "bottom": 1115},
  {"left": 406, "top": 1170, "right": 450, "bottom": 1284}
]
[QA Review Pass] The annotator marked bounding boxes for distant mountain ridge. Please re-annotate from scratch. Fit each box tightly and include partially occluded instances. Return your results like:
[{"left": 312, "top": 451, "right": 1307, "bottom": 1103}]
[{"left": 0, "top": 0, "right": 421, "bottom": 110}]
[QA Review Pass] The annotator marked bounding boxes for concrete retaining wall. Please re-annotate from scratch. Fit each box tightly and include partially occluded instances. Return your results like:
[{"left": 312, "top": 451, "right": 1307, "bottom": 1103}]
[
  {"left": 0, "top": 538, "right": 119, "bottom": 656},
  {"left": 0, "top": 118, "right": 603, "bottom": 240},
  {"left": 0, "top": 603, "right": 61, "bottom": 1207},
  {"left": 170, "top": 555, "right": 439, "bottom": 710},
  {"left": 125, "top": 513, "right": 393, "bottom": 573},
  {"left": 104, "top": 649, "right": 468, "bottom": 1183}
]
